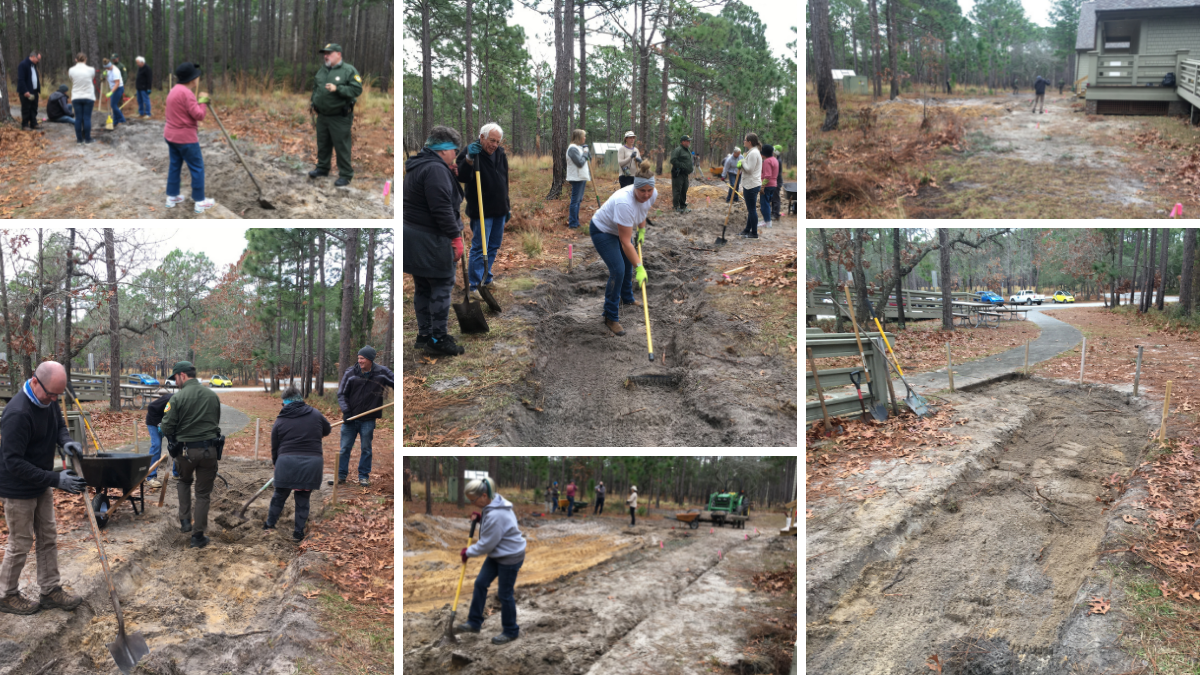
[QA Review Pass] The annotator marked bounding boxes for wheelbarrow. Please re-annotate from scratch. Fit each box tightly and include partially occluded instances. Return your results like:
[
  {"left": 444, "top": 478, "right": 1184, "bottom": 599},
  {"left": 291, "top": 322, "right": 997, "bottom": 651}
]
[
  {"left": 783, "top": 181, "right": 798, "bottom": 216},
  {"left": 675, "top": 511, "right": 701, "bottom": 530},
  {"left": 75, "top": 453, "right": 156, "bottom": 529},
  {"left": 557, "top": 498, "right": 588, "bottom": 513}
]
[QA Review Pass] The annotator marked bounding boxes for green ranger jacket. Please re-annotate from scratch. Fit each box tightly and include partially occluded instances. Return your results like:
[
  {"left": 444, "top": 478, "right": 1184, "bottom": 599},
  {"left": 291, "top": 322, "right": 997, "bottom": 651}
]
[
  {"left": 159, "top": 378, "right": 222, "bottom": 443},
  {"left": 670, "top": 144, "right": 694, "bottom": 176},
  {"left": 311, "top": 61, "right": 363, "bottom": 117}
]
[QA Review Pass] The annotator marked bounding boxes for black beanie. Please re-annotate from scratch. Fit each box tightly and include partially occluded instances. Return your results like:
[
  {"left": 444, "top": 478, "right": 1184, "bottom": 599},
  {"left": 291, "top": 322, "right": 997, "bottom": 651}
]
[{"left": 358, "top": 346, "right": 377, "bottom": 362}]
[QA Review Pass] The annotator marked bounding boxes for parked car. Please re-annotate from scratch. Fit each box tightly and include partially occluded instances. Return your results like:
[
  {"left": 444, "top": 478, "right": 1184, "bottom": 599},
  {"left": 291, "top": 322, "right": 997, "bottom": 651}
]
[
  {"left": 1052, "top": 290, "right": 1075, "bottom": 303},
  {"left": 1009, "top": 289, "right": 1044, "bottom": 305},
  {"left": 971, "top": 291, "right": 1006, "bottom": 306},
  {"left": 128, "top": 373, "right": 159, "bottom": 386},
  {"left": 209, "top": 374, "right": 234, "bottom": 388}
]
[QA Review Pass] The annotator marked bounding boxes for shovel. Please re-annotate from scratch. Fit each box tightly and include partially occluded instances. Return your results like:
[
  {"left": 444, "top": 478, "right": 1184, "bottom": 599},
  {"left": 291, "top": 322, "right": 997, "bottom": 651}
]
[
  {"left": 806, "top": 347, "right": 836, "bottom": 437},
  {"left": 437, "top": 518, "right": 479, "bottom": 646},
  {"left": 715, "top": 167, "right": 741, "bottom": 246},
  {"left": 452, "top": 235, "right": 489, "bottom": 334},
  {"left": 844, "top": 287, "right": 886, "bottom": 420},
  {"left": 205, "top": 102, "right": 276, "bottom": 210},
  {"left": 870, "top": 336, "right": 931, "bottom": 417},
  {"left": 850, "top": 369, "right": 886, "bottom": 422},
  {"left": 473, "top": 167, "right": 502, "bottom": 313},
  {"left": 236, "top": 477, "right": 275, "bottom": 521}
]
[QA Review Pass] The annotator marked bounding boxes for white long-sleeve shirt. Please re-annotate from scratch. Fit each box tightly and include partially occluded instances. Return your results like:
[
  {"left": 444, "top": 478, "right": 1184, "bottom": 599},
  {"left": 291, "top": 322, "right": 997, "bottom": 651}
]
[{"left": 740, "top": 147, "right": 763, "bottom": 190}]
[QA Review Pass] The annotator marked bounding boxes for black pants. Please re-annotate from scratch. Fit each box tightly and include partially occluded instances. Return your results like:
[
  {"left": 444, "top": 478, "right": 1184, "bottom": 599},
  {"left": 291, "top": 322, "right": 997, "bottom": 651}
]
[
  {"left": 411, "top": 274, "right": 455, "bottom": 338},
  {"left": 594, "top": 497, "right": 605, "bottom": 515},
  {"left": 176, "top": 447, "right": 219, "bottom": 535},
  {"left": 20, "top": 94, "right": 39, "bottom": 130},
  {"left": 267, "top": 488, "right": 312, "bottom": 537},
  {"left": 629, "top": 506, "right": 636, "bottom": 526}
]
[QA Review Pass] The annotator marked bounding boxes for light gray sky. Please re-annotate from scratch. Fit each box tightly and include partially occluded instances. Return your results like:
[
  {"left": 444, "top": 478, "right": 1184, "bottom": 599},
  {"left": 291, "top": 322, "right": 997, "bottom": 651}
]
[
  {"left": 154, "top": 227, "right": 250, "bottom": 272},
  {"left": 957, "top": 0, "right": 1055, "bottom": 27}
]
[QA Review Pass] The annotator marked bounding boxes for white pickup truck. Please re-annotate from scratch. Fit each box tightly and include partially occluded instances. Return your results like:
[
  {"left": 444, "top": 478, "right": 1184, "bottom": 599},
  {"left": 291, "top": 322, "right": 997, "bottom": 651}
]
[{"left": 1009, "top": 289, "right": 1044, "bottom": 305}]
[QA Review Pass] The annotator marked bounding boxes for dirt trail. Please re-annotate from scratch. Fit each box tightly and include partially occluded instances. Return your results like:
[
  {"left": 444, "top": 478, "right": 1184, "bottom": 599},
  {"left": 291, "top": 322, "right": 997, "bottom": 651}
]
[
  {"left": 403, "top": 513, "right": 792, "bottom": 675},
  {"left": 9, "top": 107, "right": 392, "bottom": 219},
  {"left": 807, "top": 377, "right": 1152, "bottom": 675},
  {"left": 0, "top": 457, "right": 337, "bottom": 674},
  {"left": 493, "top": 205, "right": 796, "bottom": 447}
]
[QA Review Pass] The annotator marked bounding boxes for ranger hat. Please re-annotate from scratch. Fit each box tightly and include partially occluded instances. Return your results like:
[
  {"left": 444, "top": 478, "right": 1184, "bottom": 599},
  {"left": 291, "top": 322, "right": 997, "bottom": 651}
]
[
  {"left": 319, "top": 43, "right": 343, "bottom": 54},
  {"left": 171, "top": 361, "right": 196, "bottom": 376},
  {"left": 680, "top": 135, "right": 691, "bottom": 142}
]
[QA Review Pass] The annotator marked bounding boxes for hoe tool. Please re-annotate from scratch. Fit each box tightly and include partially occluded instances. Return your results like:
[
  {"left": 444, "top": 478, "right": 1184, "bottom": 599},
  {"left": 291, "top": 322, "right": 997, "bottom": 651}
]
[
  {"left": 205, "top": 102, "right": 276, "bottom": 210},
  {"left": 473, "top": 167, "right": 503, "bottom": 313},
  {"left": 715, "top": 168, "right": 741, "bottom": 246},
  {"left": 627, "top": 237, "right": 679, "bottom": 388},
  {"left": 236, "top": 477, "right": 275, "bottom": 521},
  {"left": 438, "top": 518, "right": 479, "bottom": 646},
  {"left": 452, "top": 233, "right": 490, "bottom": 334},
  {"left": 870, "top": 336, "right": 931, "bottom": 417}
]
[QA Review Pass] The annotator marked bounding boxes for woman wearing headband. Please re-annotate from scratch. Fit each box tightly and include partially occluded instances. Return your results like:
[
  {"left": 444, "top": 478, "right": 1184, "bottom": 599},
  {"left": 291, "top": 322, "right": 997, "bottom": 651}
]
[{"left": 589, "top": 159, "right": 658, "bottom": 336}]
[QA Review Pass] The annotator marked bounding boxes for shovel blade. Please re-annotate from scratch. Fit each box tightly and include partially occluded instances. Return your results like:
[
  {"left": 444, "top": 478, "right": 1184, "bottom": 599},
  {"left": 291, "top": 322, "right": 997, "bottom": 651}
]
[
  {"left": 478, "top": 286, "right": 503, "bottom": 313},
  {"left": 871, "top": 402, "right": 889, "bottom": 421},
  {"left": 453, "top": 298, "right": 490, "bottom": 334},
  {"left": 108, "top": 631, "right": 150, "bottom": 674},
  {"left": 905, "top": 393, "right": 931, "bottom": 417},
  {"left": 436, "top": 609, "right": 460, "bottom": 646}
]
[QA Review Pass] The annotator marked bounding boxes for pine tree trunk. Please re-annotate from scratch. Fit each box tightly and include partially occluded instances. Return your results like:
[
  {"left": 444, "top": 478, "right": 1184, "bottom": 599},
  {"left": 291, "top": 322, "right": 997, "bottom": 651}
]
[
  {"left": 810, "top": 0, "right": 839, "bottom": 130},
  {"left": 0, "top": 34, "right": 12, "bottom": 123},
  {"left": 420, "top": 0, "right": 432, "bottom": 139},
  {"left": 424, "top": 458, "right": 433, "bottom": 515},
  {"left": 362, "top": 230, "right": 375, "bottom": 344},
  {"left": 655, "top": 4, "right": 670, "bottom": 175},
  {"left": 338, "top": 229, "right": 359, "bottom": 382},
  {"left": 104, "top": 229, "right": 122, "bottom": 411},
  {"left": 886, "top": 0, "right": 899, "bottom": 99},
  {"left": 317, "top": 231, "right": 327, "bottom": 396},
  {"left": 205, "top": 0, "right": 213, "bottom": 89},
  {"left": 381, "top": 0, "right": 392, "bottom": 91},
  {"left": 578, "top": 0, "right": 586, "bottom": 130},
  {"left": 167, "top": 0, "right": 175, "bottom": 81},
  {"left": 1182, "top": 230, "right": 1196, "bottom": 315},
  {"left": 546, "top": 0, "right": 573, "bottom": 200},
  {"left": 1142, "top": 228, "right": 1157, "bottom": 313},
  {"left": 464, "top": 0, "right": 472, "bottom": 139},
  {"left": 1157, "top": 228, "right": 1168, "bottom": 311}
]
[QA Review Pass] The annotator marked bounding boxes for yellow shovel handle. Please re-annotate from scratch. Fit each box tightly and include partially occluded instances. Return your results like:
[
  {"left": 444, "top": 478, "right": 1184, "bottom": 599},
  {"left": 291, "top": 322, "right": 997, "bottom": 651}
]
[
  {"left": 638, "top": 240, "right": 653, "bottom": 359},
  {"left": 450, "top": 533, "right": 472, "bottom": 613},
  {"left": 871, "top": 314, "right": 905, "bottom": 378},
  {"left": 475, "top": 170, "right": 488, "bottom": 262}
]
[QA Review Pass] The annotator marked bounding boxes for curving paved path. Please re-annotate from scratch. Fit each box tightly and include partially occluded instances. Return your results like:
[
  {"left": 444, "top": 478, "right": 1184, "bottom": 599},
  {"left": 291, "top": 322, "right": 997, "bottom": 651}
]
[
  {"left": 122, "top": 403, "right": 251, "bottom": 452},
  {"left": 885, "top": 308, "right": 1083, "bottom": 396}
]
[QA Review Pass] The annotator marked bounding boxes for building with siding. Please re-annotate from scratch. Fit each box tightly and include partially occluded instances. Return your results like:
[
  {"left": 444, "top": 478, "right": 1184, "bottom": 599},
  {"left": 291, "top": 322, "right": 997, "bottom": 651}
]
[{"left": 1075, "top": 0, "right": 1200, "bottom": 117}]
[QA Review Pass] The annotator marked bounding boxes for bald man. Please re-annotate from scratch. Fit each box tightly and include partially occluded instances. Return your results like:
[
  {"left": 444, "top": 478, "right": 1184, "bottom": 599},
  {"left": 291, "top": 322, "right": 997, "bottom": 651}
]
[{"left": 0, "top": 362, "right": 85, "bottom": 615}]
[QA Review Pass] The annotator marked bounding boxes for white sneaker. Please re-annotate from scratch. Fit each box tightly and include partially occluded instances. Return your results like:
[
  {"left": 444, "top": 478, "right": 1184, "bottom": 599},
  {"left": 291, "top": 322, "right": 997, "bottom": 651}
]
[
  {"left": 146, "top": 479, "right": 162, "bottom": 488},
  {"left": 469, "top": 289, "right": 483, "bottom": 301},
  {"left": 194, "top": 198, "right": 216, "bottom": 214},
  {"left": 165, "top": 195, "right": 186, "bottom": 208}
]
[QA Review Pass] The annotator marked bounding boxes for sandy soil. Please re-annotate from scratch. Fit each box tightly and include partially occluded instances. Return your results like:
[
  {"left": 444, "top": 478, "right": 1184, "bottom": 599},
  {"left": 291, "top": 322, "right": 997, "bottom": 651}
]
[
  {"left": 403, "top": 511, "right": 794, "bottom": 675},
  {"left": 9, "top": 107, "right": 393, "bottom": 219},
  {"left": 0, "top": 457, "right": 338, "bottom": 674},
  {"left": 807, "top": 377, "right": 1154, "bottom": 674},
  {"left": 489, "top": 206, "right": 796, "bottom": 447}
]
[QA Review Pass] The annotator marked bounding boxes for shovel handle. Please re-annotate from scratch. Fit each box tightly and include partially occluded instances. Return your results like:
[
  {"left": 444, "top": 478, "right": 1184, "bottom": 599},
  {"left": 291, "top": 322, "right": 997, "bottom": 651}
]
[
  {"left": 638, "top": 240, "right": 654, "bottom": 361},
  {"left": 451, "top": 520, "right": 480, "bottom": 614},
  {"left": 206, "top": 102, "right": 269, "bottom": 199}
]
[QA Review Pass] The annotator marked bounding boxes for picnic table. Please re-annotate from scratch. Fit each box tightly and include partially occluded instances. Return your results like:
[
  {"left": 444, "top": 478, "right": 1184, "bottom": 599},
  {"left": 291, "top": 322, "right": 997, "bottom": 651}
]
[
  {"left": 951, "top": 301, "right": 1001, "bottom": 328},
  {"left": 990, "top": 307, "right": 1032, "bottom": 321}
]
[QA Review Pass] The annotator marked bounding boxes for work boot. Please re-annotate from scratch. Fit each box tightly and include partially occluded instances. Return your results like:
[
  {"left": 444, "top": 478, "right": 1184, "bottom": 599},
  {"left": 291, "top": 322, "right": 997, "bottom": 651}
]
[
  {"left": 292, "top": 530, "right": 305, "bottom": 543},
  {"left": 424, "top": 334, "right": 465, "bottom": 356},
  {"left": 180, "top": 518, "right": 192, "bottom": 533},
  {"left": 39, "top": 586, "right": 82, "bottom": 611},
  {"left": 334, "top": 177, "right": 351, "bottom": 187},
  {"left": 337, "top": 477, "right": 347, "bottom": 485},
  {"left": 0, "top": 593, "right": 39, "bottom": 615},
  {"left": 605, "top": 319, "right": 626, "bottom": 336},
  {"left": 146, "top": 479, "right": 162, "bottom": 489},
  {"left": 190, "top": 532, "right": 210, "bottom": 549},
  {"left": 455, "top": 623, "right": 480, "bottom": 634},
  {"left": 308, "top": 169, "right": 329, "bottom": 179},
  {"left": 415, "top": 334, "right": 430, "bottom": 349},
  {"left": 492, "top": 633, "right": 518, "bottom": 645},
  {"left": 263, "top": 520, "right": 276, "bottom": 531},
  {"left": 469, "top": 289, "right": 484, "bottom": 302}
]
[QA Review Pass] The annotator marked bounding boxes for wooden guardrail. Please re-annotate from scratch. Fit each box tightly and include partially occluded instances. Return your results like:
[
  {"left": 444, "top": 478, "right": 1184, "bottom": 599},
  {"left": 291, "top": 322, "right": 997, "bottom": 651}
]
[
  {"left": 1181, "top": 57, "right": 1200, "bottom": 103},
  {"left": 805, "top": 330, "right": 895, "bottom": 424},
  {"left": 805, "top": 286, "right": 973, "bottom": 322}
]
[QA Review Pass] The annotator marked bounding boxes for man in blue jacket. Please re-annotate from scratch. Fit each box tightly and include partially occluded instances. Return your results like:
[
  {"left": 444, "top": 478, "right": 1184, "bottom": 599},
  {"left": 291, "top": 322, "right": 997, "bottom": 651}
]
[
  {"left": 1032, "top": 75, "right": 1049, "bottom": 114},
  {"left": 16, "top": 51, "right": 42, "bottom": 131},
  {"left": 457, "top": 477, "right": 526, "bottom": 645}
]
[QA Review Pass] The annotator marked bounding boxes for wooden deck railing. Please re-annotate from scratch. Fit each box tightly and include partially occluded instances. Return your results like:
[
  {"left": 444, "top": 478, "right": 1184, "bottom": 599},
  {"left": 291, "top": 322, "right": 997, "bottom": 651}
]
[{"left": 1181, "top": 58, "right": 1200, "bottom": 103}]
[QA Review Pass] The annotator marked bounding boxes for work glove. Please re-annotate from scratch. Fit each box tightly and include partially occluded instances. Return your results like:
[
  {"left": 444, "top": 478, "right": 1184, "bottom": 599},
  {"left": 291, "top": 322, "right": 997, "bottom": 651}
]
[
  {"left": 737, "top": 159, "right": 743, "bottom": 168},
  {"left": 62, "top": 441, "right": 83, "bottom": 462},
  {"left": 198, "top": 94, "right": 210, "bottom": 104},
  {"left": 636, "top": 227, "right": 645, "bottom": 246},
  {"left": 461, "top": 548, "right": 469, "bottom": 564},
  {"left": 452, "top": 236, "right": 464, "bottom": 262},
  {"left": 470, "top": 512, "right": 482, "bottom": 523},
  {"left": 635, "top": 265, "right": 647, "bottom": 287},
  {"left": 56, "top": 470, "right": 86, "bottom": 494},
  {"left": 467, "top": 141, "right": 484, "bottom": 158}
]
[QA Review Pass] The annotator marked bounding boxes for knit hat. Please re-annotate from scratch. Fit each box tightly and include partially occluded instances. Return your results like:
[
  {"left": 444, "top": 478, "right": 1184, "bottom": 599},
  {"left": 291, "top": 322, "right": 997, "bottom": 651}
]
[
  {"left": 174, "top": 62, "right": 201, "bottom": 85},
  {"left": 762, "top": 144, "right": 774, "bottom": 158},
  {"left": 358, "top": 346, "right": 377, "bottom": 362},
  {"left": 58, "top": 84, "right": 68, "bottom": 93}
]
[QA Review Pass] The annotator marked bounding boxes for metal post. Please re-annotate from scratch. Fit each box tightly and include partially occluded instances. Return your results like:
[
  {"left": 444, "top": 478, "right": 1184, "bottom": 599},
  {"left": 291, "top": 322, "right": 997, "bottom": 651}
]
[
  {"left": 947, "top": 344, "right": 954, "bottom": 392},
  {"left": 1079, "top": 337, "right": 1087, "bottom": 385},
  {"left": 254, "top": 418, "right": 261, "bottom": 461},
  {"left": 1160, "top": 380, "right": 1173, "bottom": 441},
  {"left": 134, "top": 422, "right": 138, "bottom": 452},
  {"left": 1134, "top": 346, "right": 1143, "bottom": 396},
  {"left": 1025, "top": 341, "right": 1030, "bottom": 376}
]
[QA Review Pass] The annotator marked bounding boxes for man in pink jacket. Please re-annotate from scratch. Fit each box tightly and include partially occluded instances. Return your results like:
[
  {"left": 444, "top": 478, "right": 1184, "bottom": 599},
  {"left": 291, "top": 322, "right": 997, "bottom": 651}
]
[{"left": 163, "top": 62, "right": 216, "bottom": 214}]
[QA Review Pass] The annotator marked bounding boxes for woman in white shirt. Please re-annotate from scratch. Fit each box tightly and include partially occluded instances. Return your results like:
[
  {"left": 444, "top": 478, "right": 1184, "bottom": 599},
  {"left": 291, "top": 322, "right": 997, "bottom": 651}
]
[
  {"left": 589, "top": 160, "right": 658, "bottom": 336},
  {"left": 67, "top": 53, "right": 96, "bottom": 144},
  {"left": 739, "top": 133, "right": 763, "bottom": 239}
]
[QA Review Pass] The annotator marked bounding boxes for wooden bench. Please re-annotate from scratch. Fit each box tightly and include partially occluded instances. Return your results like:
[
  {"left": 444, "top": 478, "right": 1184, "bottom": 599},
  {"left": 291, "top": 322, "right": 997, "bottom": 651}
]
[
  {"left": 977, "top": 311, "right": 1001, "bottom": 327},
  {"left": 953, "top": 312, "right": 973, "bottom": 327}
]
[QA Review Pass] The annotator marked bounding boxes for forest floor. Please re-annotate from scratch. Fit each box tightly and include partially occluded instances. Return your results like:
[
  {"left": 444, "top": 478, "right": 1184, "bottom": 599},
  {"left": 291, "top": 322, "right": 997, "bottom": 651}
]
[
  {"left": 402, "top": 160, "right": 798, "bottom": 448},
  {"left": 1, "top": 94, "right": 394, "bottom": 218},
  {"left": 0, "top": 391, "right": 394, "bottom": 674},
  {"left": 402, "top": 503, "right": 796, "bottom": 675},
  {"left": 807, "top": 88, "right": 1200, "bottom": 218}
]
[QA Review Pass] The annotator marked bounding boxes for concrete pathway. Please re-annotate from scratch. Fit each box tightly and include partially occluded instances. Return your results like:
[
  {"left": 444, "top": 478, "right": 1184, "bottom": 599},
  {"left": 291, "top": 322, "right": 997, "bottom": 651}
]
[{"left": 883, "top": 308, "right": 1083, "bottom": 397}]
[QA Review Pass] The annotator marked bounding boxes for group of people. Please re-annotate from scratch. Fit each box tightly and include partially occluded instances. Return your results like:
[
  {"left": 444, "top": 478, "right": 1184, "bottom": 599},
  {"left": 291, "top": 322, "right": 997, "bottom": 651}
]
[
  {"left": 716, "top": 133, "right": 783, "bottom": 238},
  {"left": 0, "top": 345, "right": 391, "bottom": 615}
]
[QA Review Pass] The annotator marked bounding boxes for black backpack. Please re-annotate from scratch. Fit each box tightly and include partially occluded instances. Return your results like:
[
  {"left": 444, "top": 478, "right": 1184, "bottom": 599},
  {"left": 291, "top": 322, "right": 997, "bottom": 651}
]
[{"left": 1163, "top": 72, "right": 1176, "bottom": 88}]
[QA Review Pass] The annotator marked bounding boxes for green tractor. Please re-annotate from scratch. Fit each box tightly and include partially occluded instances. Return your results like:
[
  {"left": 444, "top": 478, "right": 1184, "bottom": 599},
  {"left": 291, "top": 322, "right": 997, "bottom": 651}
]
[{"left": 703, "top": 488, "right": 749, "bottom": 529}]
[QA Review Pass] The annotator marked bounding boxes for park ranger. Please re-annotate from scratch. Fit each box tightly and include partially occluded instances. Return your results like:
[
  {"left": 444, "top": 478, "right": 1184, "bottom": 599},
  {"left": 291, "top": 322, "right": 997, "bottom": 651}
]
[
  {"left": 159, "top": 361, "right": 223, "bottom": 549},
  {"left": 309, "top": 43, "right": 363, "bottom": 187}
]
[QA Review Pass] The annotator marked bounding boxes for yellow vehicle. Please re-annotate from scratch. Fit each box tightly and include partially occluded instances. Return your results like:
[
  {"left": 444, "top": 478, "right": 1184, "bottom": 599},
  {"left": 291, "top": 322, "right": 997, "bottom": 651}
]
[
  {"left": 1052, "top": 290, "right": 1075, "bottom": 303},
  {"left": 209, "top": 374, "right": 234, "bottom": 388}
]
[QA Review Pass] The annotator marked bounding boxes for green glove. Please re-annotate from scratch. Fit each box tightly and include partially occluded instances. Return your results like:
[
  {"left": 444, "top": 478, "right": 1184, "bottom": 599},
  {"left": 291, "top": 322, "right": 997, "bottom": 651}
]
[
  {"left": 635, "top": 265, "right": 647, "bottom": 287},
  {"left": 636, "top": 227, "right": 645, "bottom": 246},
  {"left": 737, "top": 159, "right": 743, "bottom": 168},
  {"left": 198, "top": 95, "right": 210, "bottom": 104}
]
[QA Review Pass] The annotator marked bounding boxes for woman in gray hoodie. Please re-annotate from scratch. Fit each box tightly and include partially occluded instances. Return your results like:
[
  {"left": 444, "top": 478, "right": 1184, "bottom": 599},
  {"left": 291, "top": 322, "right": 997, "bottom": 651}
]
[{"left": 457, "top": 477, "right": 527, "bottom": 644}]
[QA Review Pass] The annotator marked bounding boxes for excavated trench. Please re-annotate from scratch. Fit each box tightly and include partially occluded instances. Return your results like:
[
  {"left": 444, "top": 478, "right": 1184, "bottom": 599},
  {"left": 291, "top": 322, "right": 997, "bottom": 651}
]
[
  {"left": 806, "top": 378, "right": 1151, "bottom": 675},
  {"left": 497, "top": 216, "right": 796, "bottom": 447},
  {"left": 2, "top": 458, "right": 334, "bottom": 675}
]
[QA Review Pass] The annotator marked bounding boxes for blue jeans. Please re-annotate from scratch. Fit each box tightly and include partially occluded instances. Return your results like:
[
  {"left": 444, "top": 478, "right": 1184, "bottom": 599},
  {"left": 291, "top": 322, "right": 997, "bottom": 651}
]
[
  {"left": 467, "top": 556, "right": 524, "bottom": 637},
  {"left": 110, "top": 86, "right": 126, "bottom": 125},
  {"left": 468, "top": 216, "right": 506, "bottom": 291},
  {"left": 72, "top": 100, "right": 93, "bottom": 142},
  {"left": 743, "top": 186, "right": 761, "bottom": 235},
  {"left": 568, "top": 180, "right": 587, "bottom": 228},
  {"left": 49, "top": 116, "right": 75, "bottom": 124},
  {"left": 147, "top": 425, "right": 162, "bottom": 478},
  {"left": 166, "top": 141, "right": 206, "bottom": 201},
  {"left": 725, "top": 174, "right": 741, "bottom": 203},
  {"left": 590, "top": 226, "right": 636, "bottom": 322},
  {"left": 338, "top": 419, "right": 375, "bottom": 481},
  {"left": 136, "top": 90, "right": 151, "bottom": 116},
  {"left": 760, "top": 186, "right": 777, "bottom": 223},
  {"left": 567, "top": 496, "right": 575, "bottom": 517}
]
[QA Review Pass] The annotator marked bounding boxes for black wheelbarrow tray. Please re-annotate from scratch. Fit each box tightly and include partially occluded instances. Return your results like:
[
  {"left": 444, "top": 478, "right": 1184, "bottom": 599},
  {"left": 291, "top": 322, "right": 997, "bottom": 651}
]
[{"left": 76, "top": 453, "right": 153, "bottom": 529}]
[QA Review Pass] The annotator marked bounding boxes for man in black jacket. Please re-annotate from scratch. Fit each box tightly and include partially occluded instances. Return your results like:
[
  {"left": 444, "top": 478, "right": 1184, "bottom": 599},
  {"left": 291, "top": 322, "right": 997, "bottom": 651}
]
[
  {"left": 135, "top": 56, "right": 153, "bottom": 118},
  {"left": 145, "top": 391, "right": 173, "bottom": 487},
  {"left": 16, "top": 51, "right": 41, "bottom": 131},
  {"left": 404, "top": 125, "right": 466, "bottom": 357},
  {"left": 456, "top": 123, "right": 511, "bottom": 301},
  {"left": 336, "top": 346, "right": 394, "bottom": 488},
  {"left": 1032, "top": 75, "right": 1049, "bottom": 114},
  {"left": 0, "top": 361, "right": 85, "bottom": 615}
]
